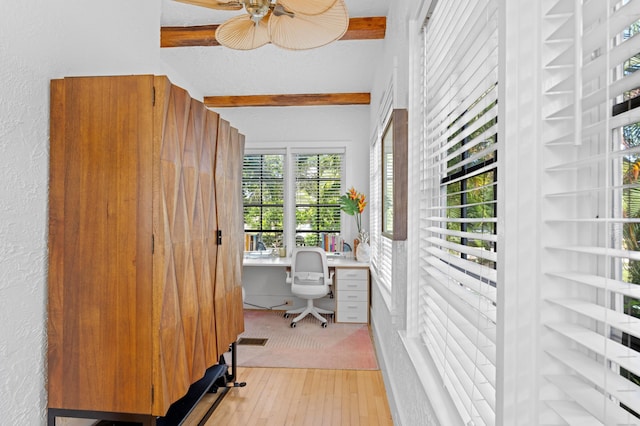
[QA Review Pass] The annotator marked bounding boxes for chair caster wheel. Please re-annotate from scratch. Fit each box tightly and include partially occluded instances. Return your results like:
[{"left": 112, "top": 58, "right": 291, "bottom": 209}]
[
  {"left": 322, "top": 322, "right": 327, "bottom": 328},
  {"left": 290, "top": 322, "right": 296, "bottom": 328},
  {"left": 284, "top": 313, "right": 290, "bottom": 319}
]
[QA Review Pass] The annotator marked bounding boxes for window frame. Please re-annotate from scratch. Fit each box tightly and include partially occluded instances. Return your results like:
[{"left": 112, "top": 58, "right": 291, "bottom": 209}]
[
  {"left": 382, "top": 108, "right": 409, "bottom": 241},
  {"left": 242, "top": 150, "right": 286, "bottom": 251},
  {"left": 242, "top": 146, "right": 347, "bottom": 255},
  {"left": 293, "top": 151, "right": 344, "bottom": 248},
  {"left": 413, "top": 0, "right": 500, "bottom": 424}
]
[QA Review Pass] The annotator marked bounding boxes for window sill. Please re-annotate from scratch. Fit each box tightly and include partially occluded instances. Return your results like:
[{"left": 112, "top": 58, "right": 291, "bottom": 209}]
[{"left": 399, "top": 331, "right": 462, "bottom": 426}]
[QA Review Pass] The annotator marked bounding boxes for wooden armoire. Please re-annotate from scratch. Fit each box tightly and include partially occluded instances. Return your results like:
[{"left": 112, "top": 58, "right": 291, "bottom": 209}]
[{"left": 47, "top": 75, "right": 245, "bottom": 423}]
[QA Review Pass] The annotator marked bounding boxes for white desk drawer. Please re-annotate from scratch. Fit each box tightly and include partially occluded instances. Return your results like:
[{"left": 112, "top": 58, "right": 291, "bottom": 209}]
[
  {"left": 337, "top": 290, "right": 367, "bottom": 302},
  {"left": 337, "top": 302, "right": 368, "bottom": 323},
  {"left": 336, "top": 280, "right": 368, "bottom": 292},
  {"left": 336, "top": 268, "right": 368, "bottom": 280}
]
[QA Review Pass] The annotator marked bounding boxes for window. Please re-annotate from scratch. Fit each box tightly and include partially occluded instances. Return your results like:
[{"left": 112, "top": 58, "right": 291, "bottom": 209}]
[
  {"left": 242, "top": 153, "right": 284, "bottom": 250},
  {"left": 371, "top": 106, "right": 393, "bottom": 293},
  {"left": 442, "top": 86, "right": 497, "bottom": 273},
  {"left": 539, "top": 0, "right": 640, "bottom": 422},
  {"left": 242, "top": 150, "right": 344, "bottom": 252},
  {"left": 417, "top": 0, "right": 499, "bottom": 424},
  {"left": 382, "top": 118, "right": 394, "bottom": 235},
  {"left": 370, "top": 133, "right": 387, "bottom": 286},
  {"left": 294, "top": 153, "right": 343, "bottom": 247}
]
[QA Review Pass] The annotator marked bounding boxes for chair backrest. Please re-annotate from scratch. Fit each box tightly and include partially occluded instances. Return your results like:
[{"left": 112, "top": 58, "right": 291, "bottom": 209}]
[{"left": 289, "top": 247, "right": 330, "bottom": 287}]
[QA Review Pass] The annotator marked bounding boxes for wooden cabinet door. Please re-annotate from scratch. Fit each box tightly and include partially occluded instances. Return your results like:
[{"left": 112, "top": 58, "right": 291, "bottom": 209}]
[
  {"left": 152, "top": 79, "right": 222, "bottom": 415},
  {"left": 229, "top": 129, "right": 246, "bottom": 336},
  {"left": 48, "top": 75, "right": 155, "bottom": 414},
  {"left": 214, "top": 120, "right": 245, "bottom": 356}
]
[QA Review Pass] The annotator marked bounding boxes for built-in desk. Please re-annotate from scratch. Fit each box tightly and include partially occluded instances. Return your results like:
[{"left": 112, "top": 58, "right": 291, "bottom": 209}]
[
  {"left": 243, "top": 255, "right": 368, "bottom": 269},
  {"left": 242, "top": 255, "right": 370, "bottom": 323}
]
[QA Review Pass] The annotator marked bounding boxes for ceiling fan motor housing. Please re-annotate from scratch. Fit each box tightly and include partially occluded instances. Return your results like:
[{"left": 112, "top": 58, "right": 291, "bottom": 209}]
[{"left": 243, "top": 0, "right": 271, "bottom": 23}]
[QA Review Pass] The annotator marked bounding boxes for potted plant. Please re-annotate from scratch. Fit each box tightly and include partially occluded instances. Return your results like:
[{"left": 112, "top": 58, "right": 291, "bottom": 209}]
[{"left": 339, "top": 187, "right": 369, "bottom": 261}]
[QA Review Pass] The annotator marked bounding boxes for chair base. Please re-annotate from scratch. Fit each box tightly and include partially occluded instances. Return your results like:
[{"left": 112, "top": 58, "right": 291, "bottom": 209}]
[{"left": 285, "top": 298, "right": 333, "bottom": 326}]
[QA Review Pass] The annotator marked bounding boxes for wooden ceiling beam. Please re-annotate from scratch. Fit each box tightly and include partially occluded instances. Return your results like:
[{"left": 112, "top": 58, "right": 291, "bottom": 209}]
[
  {"left": 204, "top": 93, "right": 371, "bottom": 107},
  {"left": 161, "top": 16, "right": 386, "bottom": 48},
  {"left": 341, "top": 16, "right": 386, "bottom": 41}
]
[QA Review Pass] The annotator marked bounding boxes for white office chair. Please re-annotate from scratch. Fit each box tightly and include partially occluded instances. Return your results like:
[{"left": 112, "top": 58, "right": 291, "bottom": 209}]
[{"left": 284, "top": 247, "right": 334, "bottom": 328}]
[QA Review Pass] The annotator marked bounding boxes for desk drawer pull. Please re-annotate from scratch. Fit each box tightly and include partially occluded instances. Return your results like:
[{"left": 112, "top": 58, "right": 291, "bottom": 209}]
[
  {"left": 337, "top": 312, "right": 367, "bottom": 322},
  {"left": 338, "top": 290, "right": 367, "bottom": 302},
  {"left": 337, "top": 280, "right": 367, "bottom": 291}
]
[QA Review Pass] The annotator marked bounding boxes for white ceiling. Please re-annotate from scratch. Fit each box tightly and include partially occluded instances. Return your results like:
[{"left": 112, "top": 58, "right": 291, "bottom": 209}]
[{"left": 160, "top": 0, "right": 389, "bottom": 97}]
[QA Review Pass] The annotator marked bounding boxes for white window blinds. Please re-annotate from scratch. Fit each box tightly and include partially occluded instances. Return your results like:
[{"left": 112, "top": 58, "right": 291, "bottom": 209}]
[
  {"left": 243, "top": 153, "right": 285, "bottom": 249},
  {"left": 372, "top": 124, "right": 394, "bottom": 292},
  {"left": 541, "top": 0, "right": 640, "bottom": 423},
  {"left": 419, "top": 0, "right": 499, "bottom": 424},
  {"left": 371, "top": 136, "right": 382, "bottom": 273},
  {"left": 294, "top": 153, "right": 343, "bottom": 247}
]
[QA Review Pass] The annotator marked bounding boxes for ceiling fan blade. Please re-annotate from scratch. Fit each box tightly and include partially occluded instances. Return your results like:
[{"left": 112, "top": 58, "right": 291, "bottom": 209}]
[
  {"left": 269, "top": 0, "right": 348, "bottom": 50},
  {"left": 215, "top": 13, "right": 271, "bottom": 50},
  {"left": 277, "top": 0, "right": 338, "bottom": 16},
  {"left": 173, "top": 0, "right": 243, "bottom": 11}
]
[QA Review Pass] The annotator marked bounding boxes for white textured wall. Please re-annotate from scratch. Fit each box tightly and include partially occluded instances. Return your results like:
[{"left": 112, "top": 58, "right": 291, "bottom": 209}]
[{"left": 0, "top": 1, "right": 165, "bottom": 423}]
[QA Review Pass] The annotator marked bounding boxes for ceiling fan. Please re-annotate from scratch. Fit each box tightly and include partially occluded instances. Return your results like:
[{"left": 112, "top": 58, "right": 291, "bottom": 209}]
[{"left": 175, "top": 0, "right": 349, "bottom": 50}]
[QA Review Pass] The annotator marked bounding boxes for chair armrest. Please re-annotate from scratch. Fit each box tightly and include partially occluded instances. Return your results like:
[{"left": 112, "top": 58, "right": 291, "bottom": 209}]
[{"left": 325, "top": 271, "right": 334, "bottom": 285}]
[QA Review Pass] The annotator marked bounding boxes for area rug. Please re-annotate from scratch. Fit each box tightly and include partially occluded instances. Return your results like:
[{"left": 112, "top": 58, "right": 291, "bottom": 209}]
[{"left": 225, "top": 309, "right": 379, "bottom": 370}]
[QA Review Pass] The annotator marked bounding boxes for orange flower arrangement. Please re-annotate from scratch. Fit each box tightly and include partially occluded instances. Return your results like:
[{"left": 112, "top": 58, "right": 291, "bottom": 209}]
[{"left": 339, "top": 187, "right": 367, "bottom": 237}]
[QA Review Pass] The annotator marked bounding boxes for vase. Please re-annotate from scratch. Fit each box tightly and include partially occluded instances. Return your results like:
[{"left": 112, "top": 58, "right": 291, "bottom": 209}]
[
  {"left": 356, "top": 240, "right": 371, "bottom": 262},
  {"left": 355, "top": 230, "right": 370, "bottom": 262}
]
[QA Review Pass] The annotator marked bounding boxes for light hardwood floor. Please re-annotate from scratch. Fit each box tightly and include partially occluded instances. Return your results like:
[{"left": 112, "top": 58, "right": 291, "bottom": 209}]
[{"left": 185, "top": 367, "right": 394, "bottom": 426}]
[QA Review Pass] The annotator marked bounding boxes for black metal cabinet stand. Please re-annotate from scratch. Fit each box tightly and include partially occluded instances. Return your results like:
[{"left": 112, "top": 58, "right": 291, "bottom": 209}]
[{"left": 48, "top": 343, "right": 245, "bottom": 426}]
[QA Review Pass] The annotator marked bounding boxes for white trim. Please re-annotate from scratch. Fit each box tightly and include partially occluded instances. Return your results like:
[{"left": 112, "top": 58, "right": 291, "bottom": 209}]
[
  {"left": 289, "top": 147, "right": 346, "bottom": 155},
  {"left": 245, "top": 140, "right": 350, "bottom": 151},
  {"left": 243, "top": 147, "right": 287, "bottom": 154}
]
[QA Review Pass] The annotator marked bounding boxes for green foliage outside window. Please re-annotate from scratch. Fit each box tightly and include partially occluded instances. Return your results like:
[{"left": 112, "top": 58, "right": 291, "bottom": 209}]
[
  {"left": 444, "top": 89, "right": 498, "bottom": 272},
  {"left": 243, "top": 154, "right": 284, "bottom": 248},
  {"left": 621, "top": 121, "right": 640, "bottom": 405},
  {"left": 295, "top": 154, "right": 342, "bottom": 247}
]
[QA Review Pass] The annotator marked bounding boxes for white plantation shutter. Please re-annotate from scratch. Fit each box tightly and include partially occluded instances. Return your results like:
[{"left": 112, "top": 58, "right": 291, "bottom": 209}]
[
  {"left": 419, "top": 0, "right": 499, "bottom": 424},
  {"left": 540, "top": 0, "right": 640, "bottom": 424}
]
